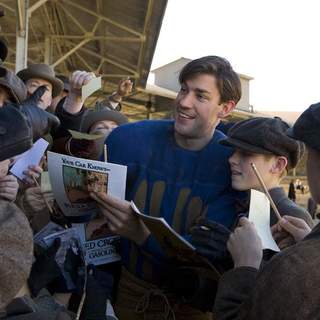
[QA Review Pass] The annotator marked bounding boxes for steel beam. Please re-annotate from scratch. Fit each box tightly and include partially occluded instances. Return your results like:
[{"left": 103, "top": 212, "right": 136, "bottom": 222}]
[
  {"left": 0, "top": 2, "right": 15, "bottom": 13},
  {"left": 74, "top": 44, "right": 138, "bottom": 76},
  {"left": 56, "top": 2, "right": 87, "bottom": 34},
  {"left": 137, "top": 0, "right": 154, "bottom": 74},
  {"left": 15, "top": 0, "right": 29, "bottom": 72},
  {"left": 44, "top": 36, "right": 51, "bottom": 64},
  {"left": 64, "top": 0, "right": 144, "bottom": 38},
  {"left": 51, "top": 35, "right": 143, "bottom": 42},
  {"left": 28, "top": 0, "right": 48, "bottom": 16},
  {"left": 51, "top": 38, "right": 91, "bottom": 67},
  {"left": 101, "top": 74, "right": 138, "bottom": 78}
]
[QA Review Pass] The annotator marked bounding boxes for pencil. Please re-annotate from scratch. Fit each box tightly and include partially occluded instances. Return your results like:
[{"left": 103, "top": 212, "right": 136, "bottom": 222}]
[
  {"left": 251, "top": 162, "right": 282, "bottom": 221},
  {"left": 104, "top": 145, "right": 108, "bottom": 162},
  {"left": 32, "top": 176, "right": 54, "bottom": 214}
]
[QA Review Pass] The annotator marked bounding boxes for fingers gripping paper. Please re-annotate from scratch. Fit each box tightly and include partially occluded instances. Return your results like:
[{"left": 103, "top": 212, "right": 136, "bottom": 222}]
[{"left": 249, "top": 189, "right": 280, "bottom": 252}]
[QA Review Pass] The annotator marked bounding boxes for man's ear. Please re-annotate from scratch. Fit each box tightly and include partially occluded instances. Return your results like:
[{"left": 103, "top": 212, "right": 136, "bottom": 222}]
[
  {"left": 218, "top": 100, "right": 236, "bottom": 119},
  {"left": 270, "top": 156, "right": 288, "bottom": 175}
]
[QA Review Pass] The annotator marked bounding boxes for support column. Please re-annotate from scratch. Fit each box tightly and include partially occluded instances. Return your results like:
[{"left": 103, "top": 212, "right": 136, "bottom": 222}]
[
  {"left": 15, "top": 0, "right": 29, "bottom": 72},
  {"left": 44, "top": 36, "right": 51, "bottom": 64}
]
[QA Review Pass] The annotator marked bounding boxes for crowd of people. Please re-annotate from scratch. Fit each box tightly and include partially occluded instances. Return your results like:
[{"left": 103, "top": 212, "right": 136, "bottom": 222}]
[{"left": 0, "top": 34, "right": 320, "bottom": 320}]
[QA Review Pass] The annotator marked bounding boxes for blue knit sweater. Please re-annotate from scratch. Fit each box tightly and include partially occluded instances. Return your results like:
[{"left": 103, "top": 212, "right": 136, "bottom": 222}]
[{"left": 106, "top": 120, "right": 238, "bottom": 283}]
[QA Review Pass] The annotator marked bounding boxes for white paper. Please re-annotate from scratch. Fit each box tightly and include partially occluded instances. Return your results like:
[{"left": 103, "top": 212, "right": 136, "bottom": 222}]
[
  {"left": 248, "top": 189, "right": 280, "bottom": 252},
  {"left": 47, "top": 151, "right": 127, "bottom": 218},
  {"left": 10, "top": 138, "right": 49, "bottom": 180},
  {"left": 81, "top": 77, "right": 101, "bottom": 101}
]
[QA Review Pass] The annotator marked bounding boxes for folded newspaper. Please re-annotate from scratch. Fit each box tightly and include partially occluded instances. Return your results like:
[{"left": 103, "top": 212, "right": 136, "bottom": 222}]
[{"left": 47, "top": 151, "right": 127, "bottom": 218}]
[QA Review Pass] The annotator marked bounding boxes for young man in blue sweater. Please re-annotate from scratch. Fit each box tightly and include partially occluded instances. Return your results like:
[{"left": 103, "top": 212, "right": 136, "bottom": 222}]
[{"left": 91, "top": 56, "right": 242, "bottom": 319}]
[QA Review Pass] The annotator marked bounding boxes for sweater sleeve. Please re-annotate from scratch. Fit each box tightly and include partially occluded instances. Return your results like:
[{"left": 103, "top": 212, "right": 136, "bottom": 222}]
[{"left": 53, "top": 97, "right": 87, "bottom": 139}]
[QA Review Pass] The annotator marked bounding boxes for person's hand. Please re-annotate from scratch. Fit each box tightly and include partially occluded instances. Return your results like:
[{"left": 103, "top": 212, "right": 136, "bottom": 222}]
[
  {"left": 117, "top": 78, "right": 133, "bottom": 97},
  {"left": 273, "top": 216, "right": 311, "bottom": 245},
  {"left": 22, "top": 165, "right": 43, "bottom": 185},
  {"left": 24, "top": 186, "right": 54, "bottom": 212},
  {"left": 0, "top": 174, "right": 19, "bottom": 201},
  {"left": 271, "top": 222, "right": 295, "bottom": 250},
  {"left": 227, "top": 217, "right": 263, "bottom": 269},
  {"left": 69, "top": 70, "right": 96, "bottom": 96},
  {"left": 64, "top": 71, "right": 96, "bottom": 114},
  {"left": 190, "top": 218, "right": 231, "bottom": 262},
  {"left": 90, "top": 192, "right": 150, "bottom": 245},
  {"left": 109, "top": 78, "right": 133, "bottom": 104}
]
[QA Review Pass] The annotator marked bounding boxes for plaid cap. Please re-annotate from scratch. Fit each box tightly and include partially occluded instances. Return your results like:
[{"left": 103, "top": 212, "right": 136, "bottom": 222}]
[
  {"left": 220, "top": 117, "right": 305, "bottom": 169},
  {"left": 287, "top": 103, "right": 320, "bottom": 151}
]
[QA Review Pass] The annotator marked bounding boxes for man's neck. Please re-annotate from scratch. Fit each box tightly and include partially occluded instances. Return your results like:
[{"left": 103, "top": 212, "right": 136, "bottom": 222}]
[{"left": 174, "top": 130, "right": 215, "bottom": 151}]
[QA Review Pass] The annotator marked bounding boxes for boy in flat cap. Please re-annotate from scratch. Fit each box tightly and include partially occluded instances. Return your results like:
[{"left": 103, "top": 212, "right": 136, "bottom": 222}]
[
  {"left": 221, "top": 116, "right": 313, "bottom": 229},
  {"left": 213, "top": 103, "right": 320, "bottom": 320},
  {"left": 192, "top": 117, "right": 312, "bottom": 266}
]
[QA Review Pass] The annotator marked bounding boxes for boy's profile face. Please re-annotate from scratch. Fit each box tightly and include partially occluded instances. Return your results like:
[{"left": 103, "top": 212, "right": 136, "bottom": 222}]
[
  {"left": 229, "top": 149, "right": 277, "bottom": 191},
  {"left": 306, "top": 147, "right": 320, "bottom": 203}
]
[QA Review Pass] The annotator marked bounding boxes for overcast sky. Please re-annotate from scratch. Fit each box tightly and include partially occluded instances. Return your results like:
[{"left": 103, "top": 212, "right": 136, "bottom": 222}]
[{"left": 150, "top": 0, "right": 320, "bottom": 112}]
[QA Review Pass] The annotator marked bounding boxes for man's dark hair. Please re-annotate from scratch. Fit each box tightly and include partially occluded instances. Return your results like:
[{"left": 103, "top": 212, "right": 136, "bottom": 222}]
[{"left": 179, "top": 56, "right": 242, "bottom": 104}]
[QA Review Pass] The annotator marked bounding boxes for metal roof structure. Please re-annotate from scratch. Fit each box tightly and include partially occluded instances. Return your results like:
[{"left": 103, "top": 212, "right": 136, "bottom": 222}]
[{"left": 0, "top": 0, "right": 168, "bottom": 102}]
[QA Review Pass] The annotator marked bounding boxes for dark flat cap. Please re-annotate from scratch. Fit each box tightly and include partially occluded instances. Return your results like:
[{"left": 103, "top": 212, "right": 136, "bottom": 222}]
[
  {"left": 220, "top": 117, "right": 304, "bottom": 169},
  {"left": 287, "top": 103, "right": 320, "bottom": 151}
]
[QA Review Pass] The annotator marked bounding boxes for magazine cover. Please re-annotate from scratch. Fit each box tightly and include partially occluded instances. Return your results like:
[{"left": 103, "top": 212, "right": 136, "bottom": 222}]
[
  {"left": 130, "top": 202, "right": 220, "bottom": 277},
  {"left": 47, "top": 151, "right": 127, "bottom": 218},
  {"left": 73, "top": 216, "right": 121, "bottom": 266},
  {"left": 43, "top": 228, "right": 83, "bottom": 290}
]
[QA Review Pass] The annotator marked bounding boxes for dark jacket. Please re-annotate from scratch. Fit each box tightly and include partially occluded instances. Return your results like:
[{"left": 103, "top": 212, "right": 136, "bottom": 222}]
[
  {"left": 0, "top": 290, "right": 74, "bottom": 320},
  {"left": 52, "top": 98, "right": 87, "bottom": 139},
  {"left": 213, "top": 218, "right": 320, "bottom": 320}
]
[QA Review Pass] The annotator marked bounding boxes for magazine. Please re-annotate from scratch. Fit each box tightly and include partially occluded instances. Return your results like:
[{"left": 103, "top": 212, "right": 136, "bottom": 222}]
[
  {"left": 130, "top": 202, "right": 220, "bottom": 276},
  {"left": 43, "top": 228, "right": 83, "bottom": 290},
  {"left": 47, "top": 151, "right": 127, "bottom": 218},
  {"left": 73, "top": 220, "right": 121, "bottom": 266}
]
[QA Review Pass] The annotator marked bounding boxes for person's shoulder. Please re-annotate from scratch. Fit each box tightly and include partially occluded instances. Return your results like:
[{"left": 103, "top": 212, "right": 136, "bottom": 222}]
[
  {"left": 275, "top": 189, "right": 313, "bottom": 226},
  {"left": 206, "top": 129, "right": 233, "bottom": 156},
  {"left": 108, "top": 119, "right": 173, "bottom": 140}
]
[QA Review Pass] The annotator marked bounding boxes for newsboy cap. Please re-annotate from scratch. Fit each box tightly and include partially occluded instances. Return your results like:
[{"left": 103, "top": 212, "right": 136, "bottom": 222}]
[
  {"left": 287, "top": 103, "right": 320, "bottom": 151},
  {"left": 220, "top": 117, "right": 304, "bottom": 169}
]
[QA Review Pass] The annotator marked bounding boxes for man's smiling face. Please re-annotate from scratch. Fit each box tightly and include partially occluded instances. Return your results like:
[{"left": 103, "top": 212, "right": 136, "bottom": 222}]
[{"left": 174, "top": 74, "right": 225, "bottom": 144}]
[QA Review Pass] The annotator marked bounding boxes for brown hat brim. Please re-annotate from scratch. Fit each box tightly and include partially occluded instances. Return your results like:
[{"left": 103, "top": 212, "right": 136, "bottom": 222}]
[
  {"left": 17, "top": 69, "right": 63, "bottom": 98},
  {"left": 81, "top": 109, "right": 128, "bottom": 133},
  {"left": 220, "top": 137, "right": 274, "bottom": 155}
]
